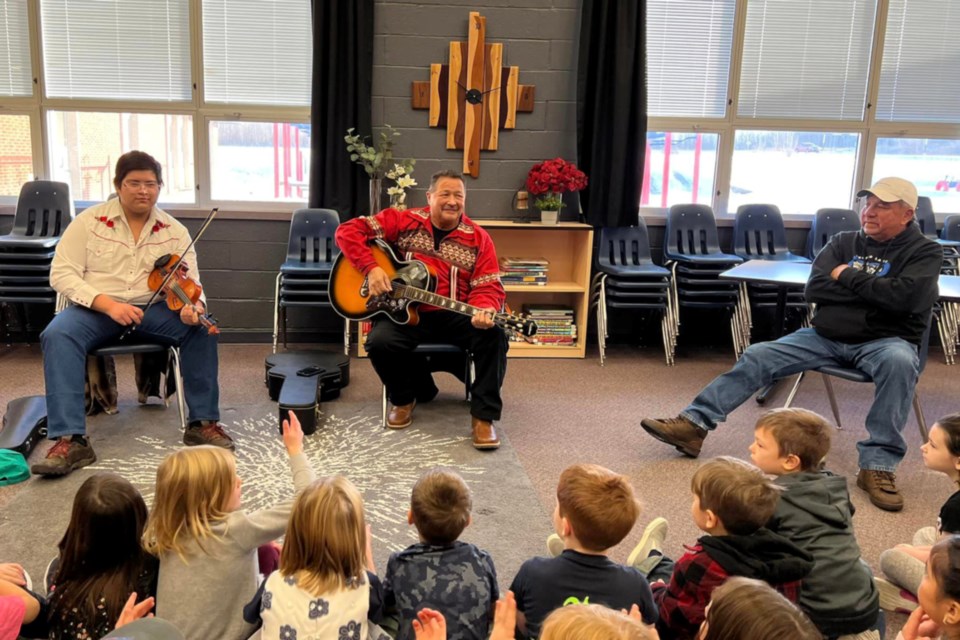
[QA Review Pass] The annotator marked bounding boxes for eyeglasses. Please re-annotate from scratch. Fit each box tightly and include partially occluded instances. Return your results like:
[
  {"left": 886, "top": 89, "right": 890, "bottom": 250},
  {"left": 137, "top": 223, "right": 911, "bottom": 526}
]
[{"left": 123, "top": 180, "right": 160, "bottom": 191}]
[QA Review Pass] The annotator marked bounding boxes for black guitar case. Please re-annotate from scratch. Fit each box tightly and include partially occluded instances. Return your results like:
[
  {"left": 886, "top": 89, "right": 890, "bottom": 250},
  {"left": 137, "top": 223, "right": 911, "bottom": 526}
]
[
  {"left": 264, "top": 351, "right": 350, "bottom": 435},
  {"left": 0, "top": 396, "right": 48, "bottom": 455}
]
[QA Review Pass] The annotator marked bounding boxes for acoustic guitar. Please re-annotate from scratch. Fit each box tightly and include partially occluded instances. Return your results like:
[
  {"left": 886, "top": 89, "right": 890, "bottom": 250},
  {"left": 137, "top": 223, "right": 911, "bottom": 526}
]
[{"left": 329, "top": 239, "right": 538, "bottom": 338}]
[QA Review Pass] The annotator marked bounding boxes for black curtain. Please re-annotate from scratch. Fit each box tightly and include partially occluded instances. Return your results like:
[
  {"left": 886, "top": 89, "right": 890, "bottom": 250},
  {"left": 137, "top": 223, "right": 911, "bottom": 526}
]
[
  {"left": 576, "top": 1, "right": 646, "bottom": 228},
  {"left": 308, "top": 0, "right": 374, "bottom": 220}
]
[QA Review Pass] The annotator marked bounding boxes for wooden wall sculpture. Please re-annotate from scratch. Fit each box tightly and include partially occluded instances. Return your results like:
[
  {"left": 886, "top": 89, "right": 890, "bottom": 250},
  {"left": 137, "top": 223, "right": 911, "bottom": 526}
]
[{"left": 411, "top": 11, "right": 535, "bottom": 177}]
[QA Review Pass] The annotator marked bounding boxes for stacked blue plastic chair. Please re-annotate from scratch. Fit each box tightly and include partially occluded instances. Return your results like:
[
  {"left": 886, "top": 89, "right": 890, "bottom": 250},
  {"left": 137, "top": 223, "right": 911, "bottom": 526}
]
[
  {"left": 273, "top": 208, "right": 341, "bottom": 352},
  {"left": 590, "top": 220, "right": 675, "bottom": 365},
  {"left": 732, "top": 204, "right": 810, "bottom": 344},
  {"left": 0, "top": 181, "right": 74, "bottom": 342},
  {"left": 916, "top": 196, "right": 960, "bottom": 273},
  {"left": 663, "top": 204, "right": 745, "bottom": 358},
  {"left": 806, "top": 208, "right": 859, "bottom": 259}
]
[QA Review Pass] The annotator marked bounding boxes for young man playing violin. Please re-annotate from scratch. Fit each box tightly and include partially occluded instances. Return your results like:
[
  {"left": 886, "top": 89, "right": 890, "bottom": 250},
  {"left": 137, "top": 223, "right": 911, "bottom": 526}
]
[
  {"left": 32, "top": 150, "right": 233, "bottom": 477},
  {"left": 335, "top": 169, "right": 509, "bottom": 450}
]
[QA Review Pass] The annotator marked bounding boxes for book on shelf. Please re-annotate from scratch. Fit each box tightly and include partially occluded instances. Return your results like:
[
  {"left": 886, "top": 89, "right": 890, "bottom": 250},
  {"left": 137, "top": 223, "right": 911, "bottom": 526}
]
[{"left": 500, "top": 257, "right": 549, "bottom": 267}]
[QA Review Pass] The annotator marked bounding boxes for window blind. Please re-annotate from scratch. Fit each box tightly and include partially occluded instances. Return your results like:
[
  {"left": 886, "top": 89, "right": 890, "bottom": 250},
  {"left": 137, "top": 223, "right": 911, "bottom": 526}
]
[
  {"left": 40, "top": 0, "right": 191, "bottom": 101},
  {"left": 202, "top": 0, "right": 312, "bottom": 107},
  {"left": 737, "top": 0, "right": 876, "bottom": 120},
  {"left": 875, "top": 0, "right": 960, "bottom": 123},
  {"left": 0, "top": 0, "right": 32, "bottom": 97},
  {"left": 647, "top": 0, "right": 735, "bottom": 118}
]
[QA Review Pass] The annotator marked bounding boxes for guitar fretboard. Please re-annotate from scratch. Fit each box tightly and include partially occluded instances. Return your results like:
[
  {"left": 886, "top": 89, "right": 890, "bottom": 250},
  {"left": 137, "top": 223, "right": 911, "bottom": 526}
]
[{"left": 394, "top": 283, "right": 494, "bottom": 319}]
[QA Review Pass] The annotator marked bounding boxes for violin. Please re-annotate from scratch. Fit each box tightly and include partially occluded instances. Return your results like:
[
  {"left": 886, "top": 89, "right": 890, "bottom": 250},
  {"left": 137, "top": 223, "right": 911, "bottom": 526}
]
[{"left": 147, "top": 254, "right": 220, "bottom": 335}]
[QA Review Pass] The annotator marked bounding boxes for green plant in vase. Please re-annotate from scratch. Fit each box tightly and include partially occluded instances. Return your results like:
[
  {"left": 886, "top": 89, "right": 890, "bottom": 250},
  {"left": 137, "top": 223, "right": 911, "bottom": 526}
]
[{"left": 344, "top": 124, "right": 414, "bottom": 213}]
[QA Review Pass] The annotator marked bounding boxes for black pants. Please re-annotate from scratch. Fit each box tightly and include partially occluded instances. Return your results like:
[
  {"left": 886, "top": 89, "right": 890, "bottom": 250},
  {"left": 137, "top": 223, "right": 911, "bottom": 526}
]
[{"left": 366, "top": 310, "right": 509, "bottom": 421}]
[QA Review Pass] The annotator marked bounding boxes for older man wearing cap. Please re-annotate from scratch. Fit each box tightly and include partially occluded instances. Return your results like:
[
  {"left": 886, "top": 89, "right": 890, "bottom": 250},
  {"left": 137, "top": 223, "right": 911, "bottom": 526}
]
[{"left": 640, "top": 177, "right": 942, "bottom": 511}]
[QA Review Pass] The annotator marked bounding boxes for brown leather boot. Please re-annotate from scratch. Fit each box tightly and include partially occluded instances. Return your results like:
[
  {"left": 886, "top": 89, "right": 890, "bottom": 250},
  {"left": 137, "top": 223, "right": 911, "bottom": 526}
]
[
  {"left": 387, "top": 401, "right": 416, "bottom": 429},
  {"left": 640, "top": 415, "right": 707, "bottom": 457},
  {"left": 472, "top": 417, "right": 500, "bottom": 450}
]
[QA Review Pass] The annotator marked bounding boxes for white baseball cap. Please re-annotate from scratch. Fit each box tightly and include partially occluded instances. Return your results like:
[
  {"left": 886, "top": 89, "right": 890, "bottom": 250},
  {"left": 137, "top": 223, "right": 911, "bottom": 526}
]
[{"left": 857, "top": 177, "right": 918, "bottom": 209}]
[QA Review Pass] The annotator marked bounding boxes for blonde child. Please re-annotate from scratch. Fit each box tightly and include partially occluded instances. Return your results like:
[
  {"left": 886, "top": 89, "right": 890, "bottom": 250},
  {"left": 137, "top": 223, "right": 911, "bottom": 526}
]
[
  {"left": 879, "top": 414, "right": 960, "bottom": 613},
  {"left": 897, "top": 535, "right": 960, "bottom": 640},
  {"left": 144, "top": 411, "right": 314, "bottom": 640},
  {"left": 696, "top": 577, "right": 822, "bottom": 640},
  {"left": 46, "top": 472, "right": 158, "bottom": 640},
  {"left": 750, "top": 408, "right": 880, "bottom": 639},
  {"left": 251, "top": 475, "right": 383, "bottom": 638}
]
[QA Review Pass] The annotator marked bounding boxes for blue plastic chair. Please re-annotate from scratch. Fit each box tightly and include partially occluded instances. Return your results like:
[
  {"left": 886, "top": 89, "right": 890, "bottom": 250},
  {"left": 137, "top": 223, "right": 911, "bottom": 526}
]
[
  {"left": 274, "top": 208, "right": 343, "bottom": 352},
  {"left": 733, "top": 204, "right": 807, "bottom": 262},
  {"left": 591, "top": 223, "right": 674, "bottom": 365},
  {"left": 664, "top": 204, "right": 742, "bottom": 264},
  {"left": 806, "top": 208, "right": 859, "bottom": 259}
]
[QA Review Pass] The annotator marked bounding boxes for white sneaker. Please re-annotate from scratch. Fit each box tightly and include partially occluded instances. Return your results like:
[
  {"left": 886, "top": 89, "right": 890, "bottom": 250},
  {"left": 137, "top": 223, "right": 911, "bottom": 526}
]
[
  {"left": 627, "top": 517, "right": 669, "bottom": 570},
  {"left": 875, "top": 577, "right": 918, "bottom": 614}
]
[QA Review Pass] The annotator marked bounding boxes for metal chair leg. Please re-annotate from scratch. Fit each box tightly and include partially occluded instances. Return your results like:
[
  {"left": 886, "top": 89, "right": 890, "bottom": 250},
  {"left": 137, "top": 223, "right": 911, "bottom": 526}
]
[
  {"left": 783, "top": 372, "right": 805, "bottom": 408},
  {"left": 272, "top": 273, "right": 282, "bottom": 354},
  {"left": 820, "top": 374, "right": 843, "bottom": 429},
  {"left": 381, "top": 383, "right": 388, "bottom": 428},
  {"left": 343, "top": 318, "right": 350, "bottom": 356},
  {"left": 170, "top": 347, "right": 187, "bottom": 432},
  {"left": 914, "top": 393, "right": 928, "bottom": 442}
]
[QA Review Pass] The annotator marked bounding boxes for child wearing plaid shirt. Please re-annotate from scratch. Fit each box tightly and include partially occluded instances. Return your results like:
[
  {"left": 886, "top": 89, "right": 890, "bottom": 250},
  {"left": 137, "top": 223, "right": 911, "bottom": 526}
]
[{"left": 647, "top": 457, "right": 814, "bottom": 640}]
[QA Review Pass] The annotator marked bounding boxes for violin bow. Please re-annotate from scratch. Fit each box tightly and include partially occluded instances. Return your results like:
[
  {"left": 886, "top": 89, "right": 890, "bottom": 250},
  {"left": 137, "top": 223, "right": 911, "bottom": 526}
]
[{"left": 120, "top": 207, "right": 220, "bottom": 340}]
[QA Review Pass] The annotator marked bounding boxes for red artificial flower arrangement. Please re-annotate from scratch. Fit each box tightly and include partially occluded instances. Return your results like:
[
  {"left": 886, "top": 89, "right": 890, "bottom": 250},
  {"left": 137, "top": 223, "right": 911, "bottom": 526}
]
[{"left": 525, "top": 158, "right": 588, "bottom": 210}]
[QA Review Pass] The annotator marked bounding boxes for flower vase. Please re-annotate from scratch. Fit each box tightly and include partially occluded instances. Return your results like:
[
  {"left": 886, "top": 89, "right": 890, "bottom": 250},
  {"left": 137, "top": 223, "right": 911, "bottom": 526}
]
[
  {"left": 369, "top": 176, "right": 383, "bottom": 215},
  {"left": 539, "top": 209, "right": 559, "bottom": 225}
]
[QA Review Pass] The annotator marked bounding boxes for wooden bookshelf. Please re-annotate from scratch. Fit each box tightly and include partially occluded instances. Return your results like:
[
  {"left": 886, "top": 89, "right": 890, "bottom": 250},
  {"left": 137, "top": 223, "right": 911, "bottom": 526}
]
[
  {"left": 355, "top": 220, "right": 594, "bottom": 359},
  {"left": 479, "top": 220, "right": 593, "bottom": 358}
]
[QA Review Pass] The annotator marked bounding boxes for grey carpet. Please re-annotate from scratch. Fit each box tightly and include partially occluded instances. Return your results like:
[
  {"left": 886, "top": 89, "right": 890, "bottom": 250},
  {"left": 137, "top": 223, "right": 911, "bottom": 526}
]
[{"left": 1, "top": 339, "right": 958, "bottom": 638}]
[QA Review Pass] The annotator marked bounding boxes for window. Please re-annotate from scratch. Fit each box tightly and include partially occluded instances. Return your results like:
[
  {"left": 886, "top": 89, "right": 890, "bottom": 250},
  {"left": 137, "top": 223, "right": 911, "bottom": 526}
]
[
  {"left": 737, "top": 0, "right": 876, "bottom": 120},
  {"left": 202, "top": 0, "right": 312, "bottom": 106},
  {"left": 874, "top": 138, "right": 960, "bottom": 213},
  {"left": 46, "top": 111, "right": 194, "bottom": 203},
  {"left": 0, "top": 115, "right": 33, "bottom": 197},
  {"left": 40, "top": 0, "right": 191, "bottom": 101},
  {"left": 729, "top": 131, "right": 859, "bottom": 213},
  {"left": 0, "top": 0, "right": 32, "bottom": 97},
  {"left": 642, "top": 132, "right": 719, "bottom": 207},
  {"left": 209, "top": 120, "right": 310, "bottom": 201},
  {"left": 647, "top": 0, "right": 735, "bottom": 118},
  {"left": 875, "top": 0, "right": 960, "bottom": 123}
]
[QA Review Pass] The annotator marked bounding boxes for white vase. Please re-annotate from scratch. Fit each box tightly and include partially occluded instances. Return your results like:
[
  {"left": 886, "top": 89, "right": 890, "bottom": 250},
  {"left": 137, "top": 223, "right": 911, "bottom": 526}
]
[{"left": 540, "top": 210, "right": 559, "bottom": 225}]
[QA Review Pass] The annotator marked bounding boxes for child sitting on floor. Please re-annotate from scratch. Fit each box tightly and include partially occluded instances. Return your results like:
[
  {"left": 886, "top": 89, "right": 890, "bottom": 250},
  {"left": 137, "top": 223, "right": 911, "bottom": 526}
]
[
  {"left": 250, "top": 475, "right": 384, "bottom": 639},
  {"left": 750, "top": 408, "right": 880, "bottom": 639},
  {"left": 509, "top": 463, "right": 658, "bottom": 639},
  {"left": 646, "top": 456, "right": 814, "bottom": 640},
  {"left": 384, "top": 468, "right": 498, "bottom": 640},
  {"left": 697, "top": 577, "right": 821, "bottom": 640},
  {"left": 879, "top": 413, "right": 960, "bottom": 614},
  {"left": 144, "top": 411, "right": 315, "bottom": 640},
  {"left": 896, "top": 535, "right": 960, "bottom": 640}
]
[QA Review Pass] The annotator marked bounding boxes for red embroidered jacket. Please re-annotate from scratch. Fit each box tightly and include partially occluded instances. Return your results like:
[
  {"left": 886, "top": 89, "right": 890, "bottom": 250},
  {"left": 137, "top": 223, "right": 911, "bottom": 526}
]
[{"left": 335, "top": 207, "right": 506, "bottom": 312}]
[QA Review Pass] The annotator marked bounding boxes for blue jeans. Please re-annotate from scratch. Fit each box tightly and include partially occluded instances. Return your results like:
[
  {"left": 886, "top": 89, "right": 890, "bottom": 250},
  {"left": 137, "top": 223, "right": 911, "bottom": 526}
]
[
  {"left": 681, "top": 328, "right": 919, "bottom": 472},
  {"left": 40, "top": 304, "right": 220, "bottom": 439}
]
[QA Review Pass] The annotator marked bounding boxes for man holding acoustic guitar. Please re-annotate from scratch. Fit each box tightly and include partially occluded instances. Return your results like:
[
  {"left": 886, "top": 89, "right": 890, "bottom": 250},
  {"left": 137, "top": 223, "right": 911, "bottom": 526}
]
[{"left": 334, "top": 169, "right": 510, "bottom": 450}]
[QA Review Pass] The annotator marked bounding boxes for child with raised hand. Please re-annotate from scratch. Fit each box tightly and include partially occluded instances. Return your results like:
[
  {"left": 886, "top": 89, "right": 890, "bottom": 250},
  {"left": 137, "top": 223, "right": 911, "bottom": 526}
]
[
  {"left": 697, "top": 576, "right": 821, "bottom": 640},
  {"left": 509, "top": 463, "right": 658, "bottom": 639},
  {"left": 384, "top": 468, "right": 498, "bottom": 640},
  {"left": 144, "top": 410, "right": 315, "bottom": 640},
  {"left": 250, "top": 474, "right": 385, "bottom": 639},
  {"left": 879, "top": 413, "right": 960, "bottom": 613},
  {"left": 898, "top": 535, "right": 960, "bottom": 640},
  {"left": 45, "top": 472, "right": 158, "bottom": 640},
  {"left": 750, "top": 408, "right": 880, "bottom": 639}
]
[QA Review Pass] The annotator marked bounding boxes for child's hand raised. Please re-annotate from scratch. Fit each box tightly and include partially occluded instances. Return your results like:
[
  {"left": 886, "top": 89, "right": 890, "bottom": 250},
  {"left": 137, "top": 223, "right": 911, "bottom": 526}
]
[
  {"left": 412, "top": 608, "right": 446, "bottom": 640},
  {"left": 115, "top": 592, "right": 155, "bottom": 629},
  {"left": 282, "top": 410, "right": 304, "bottom": 456}
]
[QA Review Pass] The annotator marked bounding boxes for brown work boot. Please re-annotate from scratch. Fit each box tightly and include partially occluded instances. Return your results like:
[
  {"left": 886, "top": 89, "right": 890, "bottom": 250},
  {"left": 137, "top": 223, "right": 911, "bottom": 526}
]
[
  {"left": 184, "top": 421, "right": 236, "bottom": 451},
  {"left": 640, "top": 416, "right": 707, "bottom": 457},
  {"left": 387, "top": 401, "right": 416, "bottom": 429},
  {"left": 857, "top": 469, "right": 904, "bottom": 512},
  {"left": 472, "top": 417, "right": 500, "bottom": 450},
  {"left": 31, "top": 436, "right": 97, "bottom": 477}
]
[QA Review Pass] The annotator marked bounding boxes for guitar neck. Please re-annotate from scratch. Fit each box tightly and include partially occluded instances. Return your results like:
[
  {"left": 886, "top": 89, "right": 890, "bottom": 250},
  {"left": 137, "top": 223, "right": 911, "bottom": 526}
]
[{"left": 394, "top": 284, "right": 498, "bottom": 322}]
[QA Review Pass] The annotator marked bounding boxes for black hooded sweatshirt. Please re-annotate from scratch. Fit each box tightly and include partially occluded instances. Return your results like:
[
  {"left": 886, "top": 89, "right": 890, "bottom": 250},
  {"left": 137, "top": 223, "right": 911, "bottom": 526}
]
[{"left": 805, "top": 222, "right": 941, "bottom": 345}]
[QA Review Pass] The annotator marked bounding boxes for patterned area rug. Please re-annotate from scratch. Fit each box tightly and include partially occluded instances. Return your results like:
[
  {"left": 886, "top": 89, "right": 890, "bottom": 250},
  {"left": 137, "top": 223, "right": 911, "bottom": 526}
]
[{"left": 0, "top": 393, "right": 550, "bottom": 589}]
